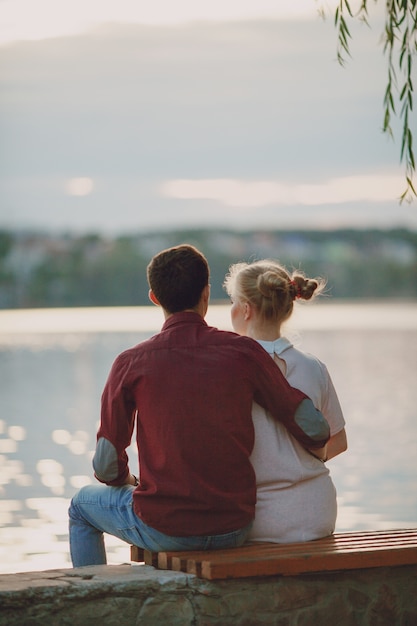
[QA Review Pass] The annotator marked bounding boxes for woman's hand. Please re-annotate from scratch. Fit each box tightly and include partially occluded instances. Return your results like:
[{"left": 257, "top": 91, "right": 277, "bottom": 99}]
[{"left": 326, "top": 428, "right": 348, "bottom": 460}]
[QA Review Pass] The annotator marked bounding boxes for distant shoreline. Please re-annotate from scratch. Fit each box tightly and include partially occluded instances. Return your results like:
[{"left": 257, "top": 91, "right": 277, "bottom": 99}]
[{"left": 1, "top": 301, "right": 416, "bottom": 337}]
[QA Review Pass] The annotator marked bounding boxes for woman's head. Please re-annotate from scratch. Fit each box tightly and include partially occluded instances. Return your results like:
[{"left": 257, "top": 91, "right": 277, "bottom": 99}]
[{"left": 223, "top": 260, "right": 324, "bottom": 328}]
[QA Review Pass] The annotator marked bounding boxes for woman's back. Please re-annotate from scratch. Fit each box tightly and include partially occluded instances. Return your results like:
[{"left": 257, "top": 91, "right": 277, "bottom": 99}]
[
  {"left": 222, "top": 259, "right": 347, "bottom": 543},
  {"left": 249, "top": 337, "right": 345, "bottom": 543}
]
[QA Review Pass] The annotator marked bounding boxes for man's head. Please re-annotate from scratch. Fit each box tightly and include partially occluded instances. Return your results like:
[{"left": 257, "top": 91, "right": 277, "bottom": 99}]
[{"left": 147, "top": 244, "right": 210, "bottom": 314}]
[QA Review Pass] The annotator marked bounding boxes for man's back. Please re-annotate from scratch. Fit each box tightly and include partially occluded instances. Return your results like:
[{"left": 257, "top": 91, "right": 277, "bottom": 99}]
[{"left": 99, "top": 312, "right": 264, "bottom": 535}]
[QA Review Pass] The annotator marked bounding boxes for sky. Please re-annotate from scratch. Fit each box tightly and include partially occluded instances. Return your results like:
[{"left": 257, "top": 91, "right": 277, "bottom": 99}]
[{"left": 1, "top": 0, "right": 416, "bottom": 234}]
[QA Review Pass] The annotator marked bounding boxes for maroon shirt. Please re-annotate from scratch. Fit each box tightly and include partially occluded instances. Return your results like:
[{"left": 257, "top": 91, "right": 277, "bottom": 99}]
[{"left": 95, "top": 312, "right": 329, "bottom": 536}]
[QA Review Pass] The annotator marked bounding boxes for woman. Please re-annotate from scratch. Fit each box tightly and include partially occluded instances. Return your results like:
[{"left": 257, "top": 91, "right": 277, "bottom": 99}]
[{"left": 223, "top": 260, "right": 347, "bottom": 543}]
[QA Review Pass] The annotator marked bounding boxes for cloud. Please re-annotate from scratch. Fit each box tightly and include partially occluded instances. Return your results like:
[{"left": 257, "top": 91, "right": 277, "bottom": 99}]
[
  {"left": 0, "top": 0, "right": 321, "bottom": 45},
  {"left": 0, "top": 18, "right": 412, "bottom": 233},
  {"left": 162, "top": 173, "right": 406, "bottom": 208},
  {"left": 0, "top": 19, "right": 389, "bottom": 180},
  {"left": 65, "top": 177, "right": 94, "bottom": 196}
]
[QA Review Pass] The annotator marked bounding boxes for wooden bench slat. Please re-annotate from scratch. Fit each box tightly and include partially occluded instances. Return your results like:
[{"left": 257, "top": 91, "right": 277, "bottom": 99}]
[
  {"left": 198, "top": 545, "right": 417, "bottom": 580},
  {"left": 312, "top": 529, "right": 417, "bottom": 546},
  {"left": 191, "top": 541, "right": 417, "bottom": 566},
  {"left": 130, "top": 528, "right": 417, "bottom": 563},
  {"left": 163, "top": 533, "right": 417, "bottom": 569},
  {"left": 130, "top": 528, "right": 417, "bottom": 580},
  {"left": 180, "top": 538, "right": 417, "bottom": 566},
  {"left": 185, "top": 542, "right": 417, "bottom": 578},
  {"left": 130, "top": 545, "right": 145, "bottom": 562},
  {"left": 132, "top": 530, "right": 417, "bottom": 565}
]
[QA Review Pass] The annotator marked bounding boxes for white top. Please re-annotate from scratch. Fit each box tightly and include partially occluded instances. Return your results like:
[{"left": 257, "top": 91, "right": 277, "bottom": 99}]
[{"left": 249, "top": 336, "right": 345, "bottom": 543}]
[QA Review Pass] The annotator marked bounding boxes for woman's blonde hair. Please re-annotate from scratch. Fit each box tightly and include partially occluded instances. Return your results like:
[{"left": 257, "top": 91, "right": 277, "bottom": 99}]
[{"left": 223, "top": 260, "right": 325, "bottom": 324}]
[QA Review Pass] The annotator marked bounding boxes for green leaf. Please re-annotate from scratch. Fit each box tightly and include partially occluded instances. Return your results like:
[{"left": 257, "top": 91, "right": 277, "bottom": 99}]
[
  {"left": 332, "top": 0, "right": 416, "bottom": 202},
  {"left": 407, "top": 177, "right": 417, "bottom": 196},
  {"left": 340, "top": 15, "right": 351, "bottom": 38},
  {"left": 344, "top": 0, "right": 354, "bottom": 17}
]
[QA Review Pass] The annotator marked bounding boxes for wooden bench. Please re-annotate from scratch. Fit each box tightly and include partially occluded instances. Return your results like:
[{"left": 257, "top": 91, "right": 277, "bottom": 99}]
[{"left": 130, "top": 528, "right": 417, "bottom": 580}]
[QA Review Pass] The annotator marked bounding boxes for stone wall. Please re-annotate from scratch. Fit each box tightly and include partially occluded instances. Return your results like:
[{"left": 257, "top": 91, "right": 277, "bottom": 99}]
[{"left": 0, "top": 563, "right": 416, "bottom": 626}]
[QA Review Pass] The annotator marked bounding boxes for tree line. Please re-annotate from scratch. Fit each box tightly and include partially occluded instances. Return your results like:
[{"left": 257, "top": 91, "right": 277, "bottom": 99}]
[{"left": 0, "top": 227, "right": 416, "bottom": 308}]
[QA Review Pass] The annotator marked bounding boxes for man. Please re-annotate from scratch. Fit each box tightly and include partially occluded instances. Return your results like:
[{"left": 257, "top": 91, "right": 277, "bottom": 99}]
[{"left": 69, "top": 244, "right": 329, "bottom": 566}]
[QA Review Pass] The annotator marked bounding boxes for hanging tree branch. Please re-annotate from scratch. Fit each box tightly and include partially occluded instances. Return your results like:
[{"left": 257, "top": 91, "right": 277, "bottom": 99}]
[{"left": 329, "top": 0, "right": 417, "bottom": 202}]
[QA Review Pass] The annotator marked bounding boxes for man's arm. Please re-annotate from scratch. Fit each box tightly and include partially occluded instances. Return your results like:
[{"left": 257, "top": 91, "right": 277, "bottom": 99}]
[
  {"left": 93, "top": 436, "right": 131, "bottom": 485},
  {"left": 93, "top": 437, "right": 138, "bottom": 486},
  {"left": 289, "top": 396, "right": 330, "bottom": 449},
  {"left": 93, "top": 353, "right": 137, "bottom": 485}
]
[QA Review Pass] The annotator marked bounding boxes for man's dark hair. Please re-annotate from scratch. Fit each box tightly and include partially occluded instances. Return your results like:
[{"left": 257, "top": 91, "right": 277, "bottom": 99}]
[{"left": 147, "top": 244, "right": 210, "bottom": 313}]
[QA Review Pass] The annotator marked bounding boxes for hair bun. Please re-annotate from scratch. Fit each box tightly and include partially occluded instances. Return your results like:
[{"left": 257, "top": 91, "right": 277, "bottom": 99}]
[
  {"left": 257, "top": 271, "right": 287, "bottom": 299},
  {"left": 291, "top": 276, "right": 319, "bottom": 300}
]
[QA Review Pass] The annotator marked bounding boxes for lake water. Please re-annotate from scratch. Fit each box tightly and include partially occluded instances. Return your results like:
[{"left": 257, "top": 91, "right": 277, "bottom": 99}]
[{"left": 0, "top": 302, "right": 416, "bottom": 574}]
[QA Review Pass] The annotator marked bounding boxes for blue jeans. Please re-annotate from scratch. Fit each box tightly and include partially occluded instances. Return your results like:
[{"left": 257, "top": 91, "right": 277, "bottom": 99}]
[{"left": 69, "top": 484, "right": 252, "bottom": 567}]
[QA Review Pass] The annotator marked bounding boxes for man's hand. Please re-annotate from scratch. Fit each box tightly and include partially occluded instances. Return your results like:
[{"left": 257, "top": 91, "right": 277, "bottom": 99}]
[{"left": 126, "top": 473, "right": 139, "bottom": 486}]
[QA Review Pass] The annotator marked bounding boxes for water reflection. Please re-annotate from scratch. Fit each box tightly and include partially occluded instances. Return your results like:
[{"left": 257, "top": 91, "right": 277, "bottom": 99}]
[{"left": 0, "top": 303, "right": 416, "bottom": 574}]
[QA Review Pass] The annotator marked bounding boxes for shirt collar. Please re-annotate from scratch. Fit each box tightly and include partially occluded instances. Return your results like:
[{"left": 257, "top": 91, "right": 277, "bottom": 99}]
[
  {"left": 162, "top": 311, "right": 207, "bottom": 331},
  {"left": 256, "top": 336, "right": 292, "bottom": 357}
]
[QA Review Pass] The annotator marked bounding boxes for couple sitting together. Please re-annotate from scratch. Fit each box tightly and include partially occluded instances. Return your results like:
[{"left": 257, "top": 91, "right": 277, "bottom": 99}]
[{"left": 69, "top": 244, "right": 347, "bottom": 567}]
